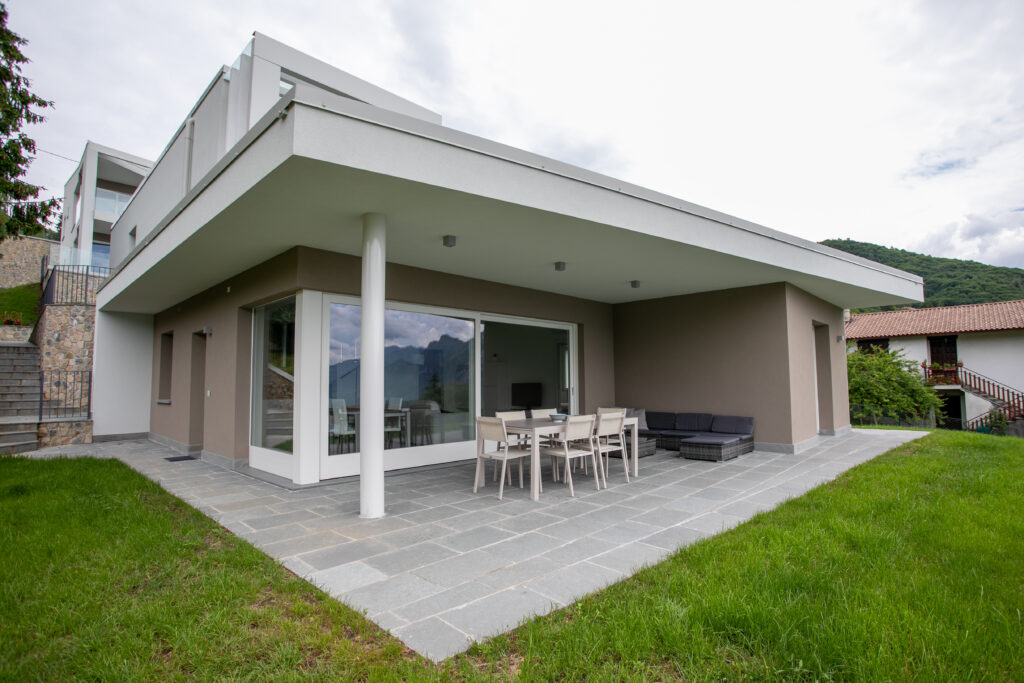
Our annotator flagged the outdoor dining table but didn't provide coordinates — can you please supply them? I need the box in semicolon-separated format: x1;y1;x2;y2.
500;416;640;501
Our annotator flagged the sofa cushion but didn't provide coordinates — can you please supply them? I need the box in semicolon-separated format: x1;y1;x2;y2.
686;433;750;445
711;415;754;435
674;412;713;431
626;407;648;431
645;411;676;430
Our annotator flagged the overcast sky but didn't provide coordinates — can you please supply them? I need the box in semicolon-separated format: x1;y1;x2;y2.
10;0;1024;267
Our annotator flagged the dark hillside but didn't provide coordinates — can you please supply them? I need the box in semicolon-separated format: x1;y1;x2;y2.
821;238;1024;310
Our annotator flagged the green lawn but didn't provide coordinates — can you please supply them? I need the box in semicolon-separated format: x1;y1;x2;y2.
3;430;1023;680
0;283;40;326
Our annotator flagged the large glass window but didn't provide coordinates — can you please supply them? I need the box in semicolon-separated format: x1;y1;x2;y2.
252;297;295;453
326;303;475;455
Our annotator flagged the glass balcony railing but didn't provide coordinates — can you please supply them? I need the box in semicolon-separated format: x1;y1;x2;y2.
94;188;132;218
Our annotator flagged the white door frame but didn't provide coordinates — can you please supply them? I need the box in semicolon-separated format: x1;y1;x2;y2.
313;294;579;481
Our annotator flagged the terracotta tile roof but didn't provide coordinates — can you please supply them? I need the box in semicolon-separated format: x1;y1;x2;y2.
846;299;1024;339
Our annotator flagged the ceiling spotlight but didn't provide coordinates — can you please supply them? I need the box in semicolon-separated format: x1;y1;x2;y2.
555;261;566;272
442;235;457;247
630;280;640;289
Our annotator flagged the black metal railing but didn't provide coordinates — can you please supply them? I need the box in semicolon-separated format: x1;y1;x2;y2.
39;370;92;421
41;265;110;306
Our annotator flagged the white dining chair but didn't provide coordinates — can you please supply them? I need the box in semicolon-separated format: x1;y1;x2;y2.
531;407;557;418
330;399;356;453
540;414;599;497
594;411;628;484
494;410;528;481
474;416;529;500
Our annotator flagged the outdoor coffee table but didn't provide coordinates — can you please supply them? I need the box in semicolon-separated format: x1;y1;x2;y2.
501;416;640;501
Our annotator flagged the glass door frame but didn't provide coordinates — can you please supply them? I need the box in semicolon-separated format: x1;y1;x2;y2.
317;293;579;481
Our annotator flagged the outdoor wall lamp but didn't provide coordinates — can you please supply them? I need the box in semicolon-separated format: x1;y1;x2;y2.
555;261;566;271
630;280;640;288
442;235;457;247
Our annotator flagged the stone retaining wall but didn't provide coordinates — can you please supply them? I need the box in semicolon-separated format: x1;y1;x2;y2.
0;235;56;288
31;304;95;372
0;326;32;342
38;419;92;447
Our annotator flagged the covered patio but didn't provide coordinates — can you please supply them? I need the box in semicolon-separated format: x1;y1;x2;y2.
32;427;926;660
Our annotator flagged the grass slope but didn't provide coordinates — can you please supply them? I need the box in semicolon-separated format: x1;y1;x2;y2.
0;283;40;326
3;430;1023;680
821;238;1024;309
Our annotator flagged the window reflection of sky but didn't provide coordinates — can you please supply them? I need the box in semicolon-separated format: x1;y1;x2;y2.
329;305;473;365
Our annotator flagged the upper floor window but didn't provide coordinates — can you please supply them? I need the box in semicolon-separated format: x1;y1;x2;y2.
95;188;132;218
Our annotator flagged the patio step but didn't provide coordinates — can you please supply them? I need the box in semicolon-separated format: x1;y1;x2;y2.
0;342;40;453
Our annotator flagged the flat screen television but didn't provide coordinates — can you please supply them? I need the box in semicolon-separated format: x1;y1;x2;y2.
510;382;542;408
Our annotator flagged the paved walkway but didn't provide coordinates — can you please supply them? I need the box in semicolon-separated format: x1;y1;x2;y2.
28;429;926;660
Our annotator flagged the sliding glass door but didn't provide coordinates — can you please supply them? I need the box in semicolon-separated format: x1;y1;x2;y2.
320;297;477;478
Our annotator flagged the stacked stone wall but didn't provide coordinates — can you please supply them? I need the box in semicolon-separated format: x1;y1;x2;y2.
0;326;32;342
38;420;93;447
31;304;95;372
0;236;55;288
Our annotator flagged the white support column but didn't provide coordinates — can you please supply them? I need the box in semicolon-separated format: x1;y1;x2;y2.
293;289;323;485
360;213;387;518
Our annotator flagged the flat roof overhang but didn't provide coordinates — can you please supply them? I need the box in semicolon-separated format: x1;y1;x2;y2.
98;90;923;314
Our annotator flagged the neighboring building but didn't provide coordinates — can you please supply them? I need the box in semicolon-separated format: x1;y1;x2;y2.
846;300;1024;429
88;34;924;515
58;141;152;269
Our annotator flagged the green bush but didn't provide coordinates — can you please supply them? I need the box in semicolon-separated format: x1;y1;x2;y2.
847;346;943;422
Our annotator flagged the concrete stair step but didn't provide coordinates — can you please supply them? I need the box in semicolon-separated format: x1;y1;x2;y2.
0;372;39;382
0;386;39;396
0;399;40;410
0;430;37;445
0;439;39;454
0;408;41;417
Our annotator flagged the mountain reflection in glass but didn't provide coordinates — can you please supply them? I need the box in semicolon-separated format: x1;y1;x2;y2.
327;304;475;455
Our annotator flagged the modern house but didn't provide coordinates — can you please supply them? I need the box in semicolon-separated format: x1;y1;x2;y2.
846;300;1024;430
58;141;152;270
89;33;924;517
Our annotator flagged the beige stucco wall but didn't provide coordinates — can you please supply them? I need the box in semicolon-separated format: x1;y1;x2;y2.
613;282;850;447
0;235;55;288
784;284;850;443
151;246;615;461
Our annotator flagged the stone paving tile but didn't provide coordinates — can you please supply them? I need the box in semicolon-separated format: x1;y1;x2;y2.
491;511;562;534
261;531;348;559
439;586;558;641
393;617;472;662
435;525;517;552
541;535;618;565
435;509;509;532
362;542;458;576
308;561;388;595
244;509;324;530
525;561;625;605
642;524;710;550
374;522;452;547
393;581;498;623
411;550;511;588
590;541;668;574
590;520;663;545
298;538;395;571
332;516;414;540
683;511;746;534
480;532;565;562
478;555;562;590
343;573;445;615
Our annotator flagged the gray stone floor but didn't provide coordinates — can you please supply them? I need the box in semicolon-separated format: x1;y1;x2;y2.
27;428;926;661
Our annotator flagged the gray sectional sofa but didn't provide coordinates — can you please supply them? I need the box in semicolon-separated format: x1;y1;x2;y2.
639;411;754;461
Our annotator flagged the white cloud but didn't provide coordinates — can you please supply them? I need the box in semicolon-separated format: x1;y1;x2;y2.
11;0;1024;267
